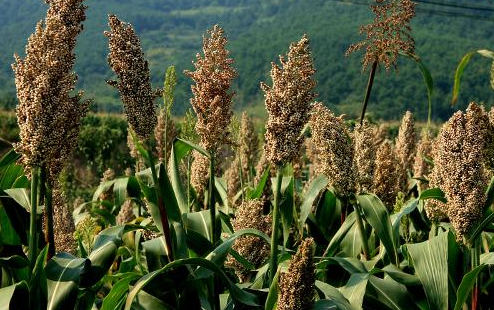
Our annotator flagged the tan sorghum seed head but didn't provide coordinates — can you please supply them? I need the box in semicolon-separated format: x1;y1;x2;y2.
277;238;315;310
484;106;494;170
105;15;158;140
99;167;115;202
116;200;135;225
310;103;356;198
12;0;89;180
430;103;489;241
262;34;317;166
413;129;434;181
52;188;77;255
191;151;210;205
374;123;389;147
372;140;400;210
305;137;321;181
225;156;241;206
395;111;416;191
155;107;177;164
239;111;259;176
353;120;377;193
184;25;237;153
225;199;272;282
346;0;416;71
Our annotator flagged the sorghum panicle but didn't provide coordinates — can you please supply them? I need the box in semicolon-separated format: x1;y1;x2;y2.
413;129;434;182
277;238;315;310
13;0;89;180
372;140;400;210
155;107;177;163
184;25;237;153
239;111;259;176
225;199;271;282
395;111;416;191
353;120;377;193
105;15;158;140
116;200;136;225
310;103;356;197
346;0;416;71
262;34;317;166
53;188;77;255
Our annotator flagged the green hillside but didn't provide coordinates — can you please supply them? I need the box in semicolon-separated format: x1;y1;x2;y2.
0;0;493;120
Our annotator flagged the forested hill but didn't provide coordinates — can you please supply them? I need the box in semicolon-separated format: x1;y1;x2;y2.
0;0;493;120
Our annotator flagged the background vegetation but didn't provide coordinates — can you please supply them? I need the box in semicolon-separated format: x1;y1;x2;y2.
0;0;493;119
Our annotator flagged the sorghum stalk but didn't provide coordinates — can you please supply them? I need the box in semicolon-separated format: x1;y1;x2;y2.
471;237;481;310
360;60;377;124
269;165;283;283
237;151;245;203
28;166;39;270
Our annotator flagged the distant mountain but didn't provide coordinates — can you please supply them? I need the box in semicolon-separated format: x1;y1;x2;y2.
0;0;493;120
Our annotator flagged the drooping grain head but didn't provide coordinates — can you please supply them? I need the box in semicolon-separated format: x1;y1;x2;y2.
105;15;158;140
184;25;237;153
225;199;271;282
52;188;77;255
429;102;489;241
98;167;115;202
353;120;377;193
310;103;356;198
13;0;89;180
372;140;400;210
395;111;416;191
305;137;321;181
262;34;317;166
277;238;315;310
347;0;416;71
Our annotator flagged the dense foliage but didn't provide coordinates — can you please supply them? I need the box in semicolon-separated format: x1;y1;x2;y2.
0;0;493;119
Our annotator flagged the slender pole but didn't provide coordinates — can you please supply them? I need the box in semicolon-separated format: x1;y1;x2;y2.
269;165;283;284
29;166;40;271
471;237;481;310
360;60;378;125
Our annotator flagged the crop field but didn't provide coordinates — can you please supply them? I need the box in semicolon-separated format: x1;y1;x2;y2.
0;0;494;310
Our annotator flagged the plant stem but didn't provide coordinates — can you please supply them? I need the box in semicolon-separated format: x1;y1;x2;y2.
187;156;191;212
269;165;283;284
45;181;55;259
360;60;378;125
208;153;217;245
29;166;39;271
353;202;370;261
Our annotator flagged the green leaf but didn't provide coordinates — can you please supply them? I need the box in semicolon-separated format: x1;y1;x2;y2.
280;176;294;247
92;180;116;203
381;265;421;286
46;253;90;310
248;166;269;199
314;300;338;310
124;257;259;310
113;177;130;208
0;149;20;170
0;281;29;310
340;273;368;309
132;290;174;310
0;255;28;269
467;211;494;244
315;280;355;310
419;188;446;203
407;231;450;310
170;142;188;214
484;176;494;211
299;175;329;234
4;188;32;213
368;276;418;310
0;204;21;245
453;265;485;310
163;65;177;110
452;51;475;105
175;138;209;158
357;194;398;264
323;212;356;257
391;198;418;244
101;274;141;310
400;52;433;117
184;210;212;241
